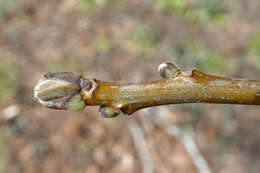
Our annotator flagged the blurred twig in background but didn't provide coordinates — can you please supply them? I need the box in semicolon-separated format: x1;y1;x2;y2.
128;121;155;173
151;107;212;173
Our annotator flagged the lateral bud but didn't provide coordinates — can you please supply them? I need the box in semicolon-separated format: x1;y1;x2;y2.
98;106;120;118
158;63;181;79
80;78;98;99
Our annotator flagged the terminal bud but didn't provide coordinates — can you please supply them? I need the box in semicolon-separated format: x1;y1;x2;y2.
33;72;86;110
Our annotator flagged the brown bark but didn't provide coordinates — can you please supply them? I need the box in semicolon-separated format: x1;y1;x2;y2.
33;63;260;116
81;70;260;114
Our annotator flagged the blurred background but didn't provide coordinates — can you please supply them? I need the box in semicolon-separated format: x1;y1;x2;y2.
0;0;260;172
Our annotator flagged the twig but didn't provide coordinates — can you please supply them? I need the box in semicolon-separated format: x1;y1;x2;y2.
33;63;260;116
128;121;155;173
152;107;212;173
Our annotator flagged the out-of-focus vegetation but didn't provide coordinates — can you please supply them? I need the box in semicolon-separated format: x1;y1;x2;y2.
79;0;124;15
0;60;18;104
79;0;103;16
130;24;162;57
0;0;260;172
168;41;239;73
0;0;19;19
249;32;260;69
155;0;227;24
91;36;118;60
0;135;9;173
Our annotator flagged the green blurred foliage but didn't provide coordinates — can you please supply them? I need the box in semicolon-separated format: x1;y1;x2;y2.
156;0;188;14
248;32;260;69
0;60;18;104
79;0;100;16
130;24;161;57
168;41;238;73
91;37;117;60
79;0;124;16
249;32;260;55
0;134;9;172
195;0;227;24
155;0;227;24
79;139;95;152
0;0;20;19
48;58;84;73
0;0;39;20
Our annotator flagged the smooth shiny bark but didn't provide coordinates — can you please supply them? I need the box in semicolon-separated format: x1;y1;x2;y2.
81;70;260;114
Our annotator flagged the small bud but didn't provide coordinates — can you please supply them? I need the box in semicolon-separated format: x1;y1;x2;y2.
80;78;92;90
67;94;86;111
99;106;119;118
158;63;181;79
80;78;98;99
33;72;86;110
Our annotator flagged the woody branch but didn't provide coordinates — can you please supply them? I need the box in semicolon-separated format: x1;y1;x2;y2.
33;63;260;117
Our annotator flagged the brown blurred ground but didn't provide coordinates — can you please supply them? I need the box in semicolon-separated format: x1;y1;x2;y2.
0;0;260;173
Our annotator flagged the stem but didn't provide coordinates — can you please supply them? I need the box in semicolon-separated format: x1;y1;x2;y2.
81;70;260;114
33;63;260;116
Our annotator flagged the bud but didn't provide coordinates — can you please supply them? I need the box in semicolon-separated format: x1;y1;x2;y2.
158;63;181;79
33;72;86;110
99;106;119;118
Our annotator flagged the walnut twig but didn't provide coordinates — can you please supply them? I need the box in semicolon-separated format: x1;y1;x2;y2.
33;63;260;117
